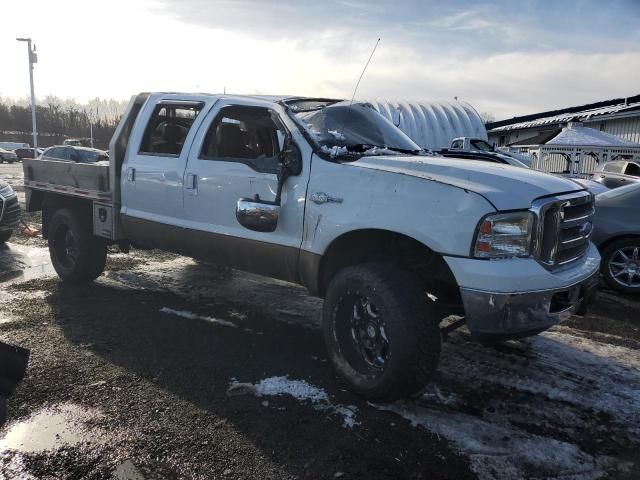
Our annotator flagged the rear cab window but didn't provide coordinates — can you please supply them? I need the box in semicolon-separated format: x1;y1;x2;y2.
139;101;204;156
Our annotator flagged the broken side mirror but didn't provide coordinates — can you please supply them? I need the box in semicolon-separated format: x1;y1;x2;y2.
236;197;280;233
279;139;302;177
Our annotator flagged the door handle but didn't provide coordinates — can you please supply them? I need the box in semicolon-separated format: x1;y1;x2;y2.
186;173;198;194
126;167;135;182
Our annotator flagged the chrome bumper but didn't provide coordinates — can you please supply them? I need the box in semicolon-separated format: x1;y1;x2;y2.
460;271;599;340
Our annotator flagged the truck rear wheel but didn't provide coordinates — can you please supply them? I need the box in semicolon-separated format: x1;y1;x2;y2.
323;263;441;401
0;230;12;244
48;208;107;283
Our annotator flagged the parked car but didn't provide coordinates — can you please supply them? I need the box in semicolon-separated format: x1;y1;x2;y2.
0;142;29;151
446;137;533;167
0;148;19;164
41;146;109;163
15;147;43;160
0;180;20;243
592;183;640;294
22;93;599;400
592;160;640;189
63;138;88;147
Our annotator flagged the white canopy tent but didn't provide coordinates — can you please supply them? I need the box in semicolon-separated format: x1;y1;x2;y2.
511;124;640;177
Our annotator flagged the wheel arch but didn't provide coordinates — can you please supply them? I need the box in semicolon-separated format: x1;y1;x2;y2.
308;228;462;306
41;194;93;239
597;234;640;255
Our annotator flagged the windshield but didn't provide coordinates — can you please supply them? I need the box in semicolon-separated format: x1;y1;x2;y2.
288;100;422;158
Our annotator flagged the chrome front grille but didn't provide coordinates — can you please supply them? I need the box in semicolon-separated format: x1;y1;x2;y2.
531;191;594;270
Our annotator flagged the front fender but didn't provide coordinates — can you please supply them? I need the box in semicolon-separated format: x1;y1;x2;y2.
302;156;496;257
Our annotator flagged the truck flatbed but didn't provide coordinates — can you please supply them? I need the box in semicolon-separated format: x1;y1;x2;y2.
22;158;112;202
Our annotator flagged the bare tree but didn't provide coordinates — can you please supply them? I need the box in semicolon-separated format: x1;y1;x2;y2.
479;111;496;124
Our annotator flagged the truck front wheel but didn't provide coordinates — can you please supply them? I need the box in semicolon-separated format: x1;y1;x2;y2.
48;208;107;283
323;263;441;401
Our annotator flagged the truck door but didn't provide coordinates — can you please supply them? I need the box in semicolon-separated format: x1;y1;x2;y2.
120;99;206;226
182;101;310;282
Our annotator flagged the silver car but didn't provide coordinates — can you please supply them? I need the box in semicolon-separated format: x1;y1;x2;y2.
592;183;640;294
592;160;640;189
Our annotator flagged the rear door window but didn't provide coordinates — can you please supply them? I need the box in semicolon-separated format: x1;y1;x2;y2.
139;102;204;156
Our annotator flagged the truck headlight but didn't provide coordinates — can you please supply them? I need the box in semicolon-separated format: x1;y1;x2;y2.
473;211;534;258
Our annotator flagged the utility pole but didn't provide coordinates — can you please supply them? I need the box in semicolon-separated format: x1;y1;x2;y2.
16;37;38;150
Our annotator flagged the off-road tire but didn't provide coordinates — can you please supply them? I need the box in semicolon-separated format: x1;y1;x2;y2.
0;230;12;244
323;263;441;401
48;207;107;283
600;237;640;295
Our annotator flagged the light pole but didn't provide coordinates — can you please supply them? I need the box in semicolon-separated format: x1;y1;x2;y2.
16;37;38;150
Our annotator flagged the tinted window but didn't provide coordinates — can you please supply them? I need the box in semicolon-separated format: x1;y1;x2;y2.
139;102;204;156
200;106;285;173
76;150;100;162
624;162;640;177
603;162;624;173
470;139;493;152
47;147;65;159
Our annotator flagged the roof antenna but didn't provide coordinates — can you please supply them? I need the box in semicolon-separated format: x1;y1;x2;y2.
340;38;381;135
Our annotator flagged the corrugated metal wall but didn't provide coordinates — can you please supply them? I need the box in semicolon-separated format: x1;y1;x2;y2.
599;117;640;144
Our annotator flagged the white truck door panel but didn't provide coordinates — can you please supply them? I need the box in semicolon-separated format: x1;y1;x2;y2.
120;96;212;225
182;100;311;274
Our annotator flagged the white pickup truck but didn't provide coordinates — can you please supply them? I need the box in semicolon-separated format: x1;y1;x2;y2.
22;93;600;400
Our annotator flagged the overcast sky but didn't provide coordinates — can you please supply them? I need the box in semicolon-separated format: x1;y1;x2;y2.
2;0;639;119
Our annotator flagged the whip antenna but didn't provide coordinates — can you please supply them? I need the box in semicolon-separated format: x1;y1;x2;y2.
341;37;380;135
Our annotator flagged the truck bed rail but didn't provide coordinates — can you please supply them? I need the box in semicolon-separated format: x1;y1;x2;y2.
22;158;112;201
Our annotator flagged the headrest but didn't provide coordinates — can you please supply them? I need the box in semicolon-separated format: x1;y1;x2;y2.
163;124;183;143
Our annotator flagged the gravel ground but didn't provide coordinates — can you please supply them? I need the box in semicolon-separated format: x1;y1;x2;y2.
1;163;640;479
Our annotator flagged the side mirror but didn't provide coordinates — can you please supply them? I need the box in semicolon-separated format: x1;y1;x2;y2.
280;140;302;177
236;198;280;233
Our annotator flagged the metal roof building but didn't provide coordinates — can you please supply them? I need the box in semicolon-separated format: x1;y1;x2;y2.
487;94;640;147
367;100;487;150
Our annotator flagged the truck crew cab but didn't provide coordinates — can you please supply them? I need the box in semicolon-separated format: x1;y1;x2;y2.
23;93;599;400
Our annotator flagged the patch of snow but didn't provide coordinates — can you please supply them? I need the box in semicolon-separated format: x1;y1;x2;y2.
159;307;238;328
373;401;613;480
321;145;349;157
362;146;398;156
254;376;328;402
228;376;360;428
327;130;346;141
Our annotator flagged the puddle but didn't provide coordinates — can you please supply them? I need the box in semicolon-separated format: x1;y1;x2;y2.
0;244;55;284
0;404;105;453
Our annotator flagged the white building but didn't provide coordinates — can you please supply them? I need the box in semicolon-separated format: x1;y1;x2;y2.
487;94;640;148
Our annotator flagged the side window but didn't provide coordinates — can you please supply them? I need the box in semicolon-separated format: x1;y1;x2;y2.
68;148;81;162
47;148;62;159
604;162;623;173
199;106;285;174
625;162;640;177
451;140;463;149
139;102;204;156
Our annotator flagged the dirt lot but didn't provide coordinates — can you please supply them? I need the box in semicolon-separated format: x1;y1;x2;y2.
1;163;640;479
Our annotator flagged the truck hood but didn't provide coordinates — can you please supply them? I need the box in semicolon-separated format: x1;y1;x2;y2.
351;155;585;210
